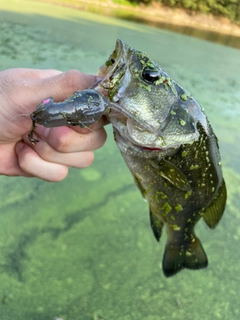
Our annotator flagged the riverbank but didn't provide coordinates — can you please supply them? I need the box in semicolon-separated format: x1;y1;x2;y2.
35;0;240;38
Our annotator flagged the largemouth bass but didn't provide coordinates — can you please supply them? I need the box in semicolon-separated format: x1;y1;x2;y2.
98;39;227;277
29;39;227;277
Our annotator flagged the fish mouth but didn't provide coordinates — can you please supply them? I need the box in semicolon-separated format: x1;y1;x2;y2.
96;39;156;134
95;39;199;151
98;39;127;85
108;111;167;152
113;126;175;156
109;108;198;152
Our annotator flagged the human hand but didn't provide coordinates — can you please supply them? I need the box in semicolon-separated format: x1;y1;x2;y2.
0;68;107;181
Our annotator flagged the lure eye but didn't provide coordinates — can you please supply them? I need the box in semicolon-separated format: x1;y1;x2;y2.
142;67;161;83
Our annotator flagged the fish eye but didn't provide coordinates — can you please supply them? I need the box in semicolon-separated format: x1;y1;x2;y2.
142;67;161;83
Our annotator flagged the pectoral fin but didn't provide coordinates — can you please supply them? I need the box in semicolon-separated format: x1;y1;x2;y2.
203;179;227;229
133;175;146;198
157;159;191;192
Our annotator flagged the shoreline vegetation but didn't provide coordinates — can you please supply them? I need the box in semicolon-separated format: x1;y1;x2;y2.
36;0;240;39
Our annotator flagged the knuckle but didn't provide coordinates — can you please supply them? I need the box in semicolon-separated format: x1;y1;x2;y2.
50;166;69;182
61;69;96;93
18;152;29;172
61;70;84;92
92;129;107;150
80;152;94;168
53;133;72;152
98;129;107;148
0;69;32;109
47;127;73;153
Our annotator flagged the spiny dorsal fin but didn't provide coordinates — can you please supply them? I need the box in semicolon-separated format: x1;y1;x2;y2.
203;179;227;229
157;159;191;192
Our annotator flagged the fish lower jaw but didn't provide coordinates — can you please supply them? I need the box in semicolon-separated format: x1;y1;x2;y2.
127;135;176;152
113;124;178;154
125;136;174;154
141;146;163;151
136;143;178;154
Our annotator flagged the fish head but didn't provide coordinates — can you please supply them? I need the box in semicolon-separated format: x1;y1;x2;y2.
97;39;206;152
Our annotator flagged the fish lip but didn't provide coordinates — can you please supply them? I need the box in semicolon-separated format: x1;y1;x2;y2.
122;135;179;156
141;146;163;151
114;38;126;61
97;39;156;133
98;39;127;87
129;139;167;153
128;138;163;152
125;137;163;153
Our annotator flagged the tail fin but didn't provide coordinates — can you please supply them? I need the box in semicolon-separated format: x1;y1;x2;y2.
162;237;208;277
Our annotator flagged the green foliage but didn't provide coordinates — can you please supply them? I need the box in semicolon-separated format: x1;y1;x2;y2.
125;0;240;22
128;0;152;4
113;0;135;5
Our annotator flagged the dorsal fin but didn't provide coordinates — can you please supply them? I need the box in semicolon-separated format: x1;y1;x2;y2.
203;179;227;229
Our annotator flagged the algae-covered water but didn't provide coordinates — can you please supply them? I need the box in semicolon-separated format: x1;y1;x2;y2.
0;1;240;319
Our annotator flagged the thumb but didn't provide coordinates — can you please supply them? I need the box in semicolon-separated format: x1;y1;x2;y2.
35;69;97;103
8;69;97;115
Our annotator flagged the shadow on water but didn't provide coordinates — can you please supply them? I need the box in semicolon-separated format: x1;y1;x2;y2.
31;0;240;49
119;14;240;50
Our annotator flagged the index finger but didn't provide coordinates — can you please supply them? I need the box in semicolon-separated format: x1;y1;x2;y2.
71;116;110;134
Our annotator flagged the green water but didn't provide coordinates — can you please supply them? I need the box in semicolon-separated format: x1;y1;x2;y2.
0;1;240;319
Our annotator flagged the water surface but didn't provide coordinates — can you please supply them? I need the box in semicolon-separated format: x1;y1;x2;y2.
0;1;240;319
